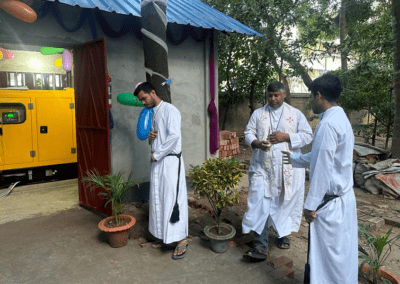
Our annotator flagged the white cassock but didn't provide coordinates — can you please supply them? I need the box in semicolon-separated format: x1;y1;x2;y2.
149;101;188;244
242;102;312;237
291;106;358;284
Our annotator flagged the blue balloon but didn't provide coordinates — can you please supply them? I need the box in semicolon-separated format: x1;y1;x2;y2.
137;108;153;140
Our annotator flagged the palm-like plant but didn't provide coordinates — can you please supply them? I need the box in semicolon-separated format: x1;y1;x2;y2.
83;170;139;226
358;223;400;284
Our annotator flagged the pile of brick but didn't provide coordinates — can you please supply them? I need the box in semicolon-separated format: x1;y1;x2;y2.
219;131;240;158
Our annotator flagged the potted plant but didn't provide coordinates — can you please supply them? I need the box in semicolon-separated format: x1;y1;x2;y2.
358;223;400;284
188;157;244;253
83;169;139;248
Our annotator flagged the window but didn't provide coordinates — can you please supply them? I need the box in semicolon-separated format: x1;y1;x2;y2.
35;73;42;88
49;74;53;88
9;73;15;86
16;73;25;86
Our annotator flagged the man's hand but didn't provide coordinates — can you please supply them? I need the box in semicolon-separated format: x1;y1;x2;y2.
270;131;289;144
259;140;271;152
251;139;271;152
304;209;317;223
151;153;157;162
281;151;291;164
148;130;158;141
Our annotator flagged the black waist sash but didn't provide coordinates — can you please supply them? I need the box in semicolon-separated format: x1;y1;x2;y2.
166;152;182;223
316;194;340;211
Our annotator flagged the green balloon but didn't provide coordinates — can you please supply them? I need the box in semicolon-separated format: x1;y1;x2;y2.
40;47;65;55
117;93;144;107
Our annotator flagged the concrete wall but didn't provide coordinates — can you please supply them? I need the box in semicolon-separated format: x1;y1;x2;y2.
0;3;217;183
219;93;367;133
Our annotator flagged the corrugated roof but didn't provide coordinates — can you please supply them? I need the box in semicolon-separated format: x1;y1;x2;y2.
46;0;263;36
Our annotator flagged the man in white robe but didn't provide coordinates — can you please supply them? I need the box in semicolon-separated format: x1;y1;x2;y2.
283;73;358;283
242;81;312;261
134;82;188;260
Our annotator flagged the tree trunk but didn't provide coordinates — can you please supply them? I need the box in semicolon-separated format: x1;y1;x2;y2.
221;95;232;130
372;118;378;146
280;73;291;105
385;122;391;150
340;0;348;70
249;79;256;115
391;0;400;157
141;0;171;102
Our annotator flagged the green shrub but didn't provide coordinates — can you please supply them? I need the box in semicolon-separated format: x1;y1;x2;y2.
188;157;245;233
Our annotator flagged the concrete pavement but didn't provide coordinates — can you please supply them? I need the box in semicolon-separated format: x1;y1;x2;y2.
0;206;298;284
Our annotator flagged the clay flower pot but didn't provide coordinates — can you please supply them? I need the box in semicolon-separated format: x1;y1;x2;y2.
359;265;400;284
98;214;136;248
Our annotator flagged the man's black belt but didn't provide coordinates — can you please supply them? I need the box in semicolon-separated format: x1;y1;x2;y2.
316;194;340;211
166;152;182;223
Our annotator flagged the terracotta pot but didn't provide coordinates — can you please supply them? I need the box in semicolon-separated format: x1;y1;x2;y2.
98;214;136;248
359;265;400;284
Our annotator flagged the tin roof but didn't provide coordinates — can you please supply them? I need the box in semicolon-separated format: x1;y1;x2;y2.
46;0;263;36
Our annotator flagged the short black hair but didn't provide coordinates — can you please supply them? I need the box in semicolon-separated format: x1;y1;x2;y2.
134;82;157;96
267;81;285;93
309;73;343;103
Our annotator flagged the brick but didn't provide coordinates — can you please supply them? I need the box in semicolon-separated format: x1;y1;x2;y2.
203;205;212;213
368;217;385;229
189;200;198;209
358;215;371;222
385;217;400;228
359;221;376;232
274;256;293;269
377;204;389;209
228;240;237;247
269;266;294;280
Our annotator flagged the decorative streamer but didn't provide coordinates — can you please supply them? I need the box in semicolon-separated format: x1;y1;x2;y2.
141;0;171;103
207;36;219;154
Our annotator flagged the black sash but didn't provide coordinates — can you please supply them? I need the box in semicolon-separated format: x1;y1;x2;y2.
316;194;340;211
304;193;340;284
166;152;182;223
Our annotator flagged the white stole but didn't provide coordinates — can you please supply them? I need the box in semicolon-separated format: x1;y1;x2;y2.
259;102;297;200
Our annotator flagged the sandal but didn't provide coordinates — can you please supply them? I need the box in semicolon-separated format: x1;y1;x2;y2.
242;247;268;262
172;240;188;260
277;236;290;249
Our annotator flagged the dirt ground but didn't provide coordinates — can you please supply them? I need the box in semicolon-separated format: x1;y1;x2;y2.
122;139;400;280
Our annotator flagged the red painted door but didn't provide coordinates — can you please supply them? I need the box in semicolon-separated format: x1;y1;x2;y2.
73;38;111;215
